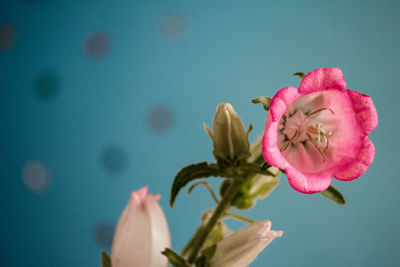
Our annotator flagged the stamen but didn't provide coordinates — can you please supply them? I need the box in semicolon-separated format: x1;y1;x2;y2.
280;129;300;152
323;137;329;153
307;133;326;162
304;107;335;121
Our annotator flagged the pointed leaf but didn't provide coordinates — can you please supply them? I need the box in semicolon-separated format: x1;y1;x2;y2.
203;122;213;139
252;96;272;110
101;251;111;267
162;248;190;267
320;185;346;205
293;72;305;78
246;123;253;137
170;162;222;207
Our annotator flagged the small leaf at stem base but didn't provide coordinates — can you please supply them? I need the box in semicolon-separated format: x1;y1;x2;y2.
320;185;346;205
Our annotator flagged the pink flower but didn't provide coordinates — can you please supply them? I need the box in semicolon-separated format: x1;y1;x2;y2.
111;186;171;267
262;68;378;194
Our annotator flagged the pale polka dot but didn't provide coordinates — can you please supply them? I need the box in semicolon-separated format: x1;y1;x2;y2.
147;105;174;132
84;32;110;59
94;222;114;247
160;14;186;38
34;70;61;101
0;24;16;50
101;145;128;174
22;160;51;194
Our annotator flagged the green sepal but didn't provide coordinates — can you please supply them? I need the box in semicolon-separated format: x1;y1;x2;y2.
203;122;213;139
170;162;223;207
320;185;346;205
252;96;272;110
219;180;231;197
194;244;217;267
233;166;280;210
246;123;253;137
162;248;190;267
203;221;229;248
293;72;306;78
101;251;111;267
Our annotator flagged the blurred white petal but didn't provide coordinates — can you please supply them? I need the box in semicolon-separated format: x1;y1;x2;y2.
111;186;171;267
210;220;283;267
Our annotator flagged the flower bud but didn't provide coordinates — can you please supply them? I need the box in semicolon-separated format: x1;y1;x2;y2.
209;220;283;267
111;186;171;267
210;103;250;163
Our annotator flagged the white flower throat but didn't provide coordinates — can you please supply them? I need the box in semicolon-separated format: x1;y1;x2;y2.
278;107;335;162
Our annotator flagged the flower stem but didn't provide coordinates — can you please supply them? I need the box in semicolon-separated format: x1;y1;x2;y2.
225;212;255;224
187;179;243;263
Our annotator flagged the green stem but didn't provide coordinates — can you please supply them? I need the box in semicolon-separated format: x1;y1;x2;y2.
187;179;243;263
225;212;255;224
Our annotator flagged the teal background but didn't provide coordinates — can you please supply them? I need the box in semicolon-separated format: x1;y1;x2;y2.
0;1;398;266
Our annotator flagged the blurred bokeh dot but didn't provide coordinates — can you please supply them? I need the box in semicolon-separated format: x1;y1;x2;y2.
94;222;114;248
22;160;51;194
84;32;110;59
160;14;186;38
147;106;174;132
34;70;61;101
101;145;128;174
0;24;16;50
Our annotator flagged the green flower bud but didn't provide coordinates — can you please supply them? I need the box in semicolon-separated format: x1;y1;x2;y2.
205;103;250;163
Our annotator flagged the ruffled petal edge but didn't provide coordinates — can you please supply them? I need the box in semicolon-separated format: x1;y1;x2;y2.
332;137;375;181
298;68;347;94
286;167;332;194
346;90;378;136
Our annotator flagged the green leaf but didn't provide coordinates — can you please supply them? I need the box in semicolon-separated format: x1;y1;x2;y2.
162;248;190;267
320;185;346;205
101;251;111;267
170;162;223;207
293;72;306;78
252;96;272;110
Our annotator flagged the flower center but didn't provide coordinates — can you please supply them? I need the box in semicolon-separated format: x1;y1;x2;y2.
278;107;335;162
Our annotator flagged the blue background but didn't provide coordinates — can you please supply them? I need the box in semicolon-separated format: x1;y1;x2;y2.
1;0;399;266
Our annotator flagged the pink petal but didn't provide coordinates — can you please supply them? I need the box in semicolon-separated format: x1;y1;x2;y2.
268;87;300;122
332;137;375;181
285;167;332;194
346;90;378;135
298;68;347;94
262;87;300;169
262;115;289;170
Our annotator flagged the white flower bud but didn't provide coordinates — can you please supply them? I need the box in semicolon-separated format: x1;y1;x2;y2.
209;220;283;267
111;186;171;267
